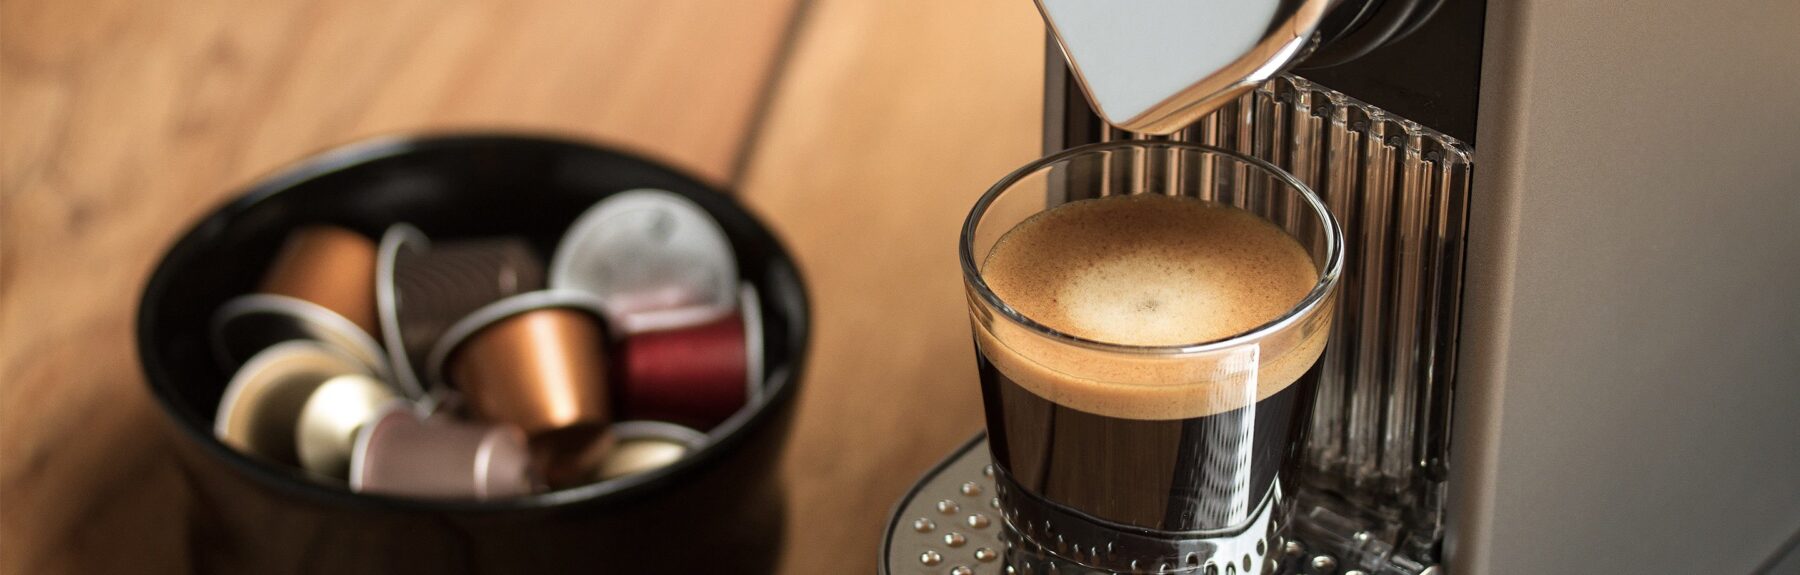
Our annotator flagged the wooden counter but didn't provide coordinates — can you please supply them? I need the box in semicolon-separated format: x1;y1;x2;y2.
0;0;1044;572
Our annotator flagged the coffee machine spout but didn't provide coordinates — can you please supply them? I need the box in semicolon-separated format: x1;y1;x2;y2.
1031;0;1341;134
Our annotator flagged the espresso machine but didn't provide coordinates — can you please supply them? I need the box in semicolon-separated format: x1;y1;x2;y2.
884;1;1800;573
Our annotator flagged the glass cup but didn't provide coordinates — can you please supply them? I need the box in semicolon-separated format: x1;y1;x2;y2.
961;141;1343;573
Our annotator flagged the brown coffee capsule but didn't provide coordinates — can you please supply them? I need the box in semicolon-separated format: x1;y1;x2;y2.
549;189;739;334
295;374;401;480
349;406;535;500
260;225;380;336
212;294;389;377
427;290;615;485
376;224;544;398
617;284;765;430
594;421;709;481
215;341;373;467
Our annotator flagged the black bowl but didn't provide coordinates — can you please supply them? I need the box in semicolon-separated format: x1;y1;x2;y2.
137;134;809;574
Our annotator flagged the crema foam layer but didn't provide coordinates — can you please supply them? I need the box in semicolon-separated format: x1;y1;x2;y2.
977;194;1329;420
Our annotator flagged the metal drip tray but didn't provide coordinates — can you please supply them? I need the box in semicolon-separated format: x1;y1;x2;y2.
881;435;1441;575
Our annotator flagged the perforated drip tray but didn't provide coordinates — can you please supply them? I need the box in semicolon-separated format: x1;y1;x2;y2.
880;434;1441;575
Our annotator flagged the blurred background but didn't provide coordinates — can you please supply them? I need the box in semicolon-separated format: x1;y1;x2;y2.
0;1;1047;571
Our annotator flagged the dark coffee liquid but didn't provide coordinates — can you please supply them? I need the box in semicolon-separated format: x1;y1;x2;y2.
980;353;1319;531
973;194;1328;533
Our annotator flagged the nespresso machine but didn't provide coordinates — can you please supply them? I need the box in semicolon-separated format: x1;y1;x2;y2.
884;1;1800;573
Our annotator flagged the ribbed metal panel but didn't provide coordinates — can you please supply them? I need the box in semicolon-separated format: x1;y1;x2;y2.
1089;75;1475;567
1239;76;1472;563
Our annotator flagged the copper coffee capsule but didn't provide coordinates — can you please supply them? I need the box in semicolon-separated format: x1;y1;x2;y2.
617;284;765;430
594;421;709;481
350;406;535;500
376;224;544;398
549;189;739;334
260;225;380;336
215;341;374;467
295;374;401;480
427;290;615;485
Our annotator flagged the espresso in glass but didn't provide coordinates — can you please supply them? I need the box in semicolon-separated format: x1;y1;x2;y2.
962;142;1340;572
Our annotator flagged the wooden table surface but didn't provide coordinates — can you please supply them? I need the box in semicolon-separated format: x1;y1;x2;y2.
0;0;1044;572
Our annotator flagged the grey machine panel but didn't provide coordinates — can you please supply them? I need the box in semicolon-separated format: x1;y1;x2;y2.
1452;1;1800;573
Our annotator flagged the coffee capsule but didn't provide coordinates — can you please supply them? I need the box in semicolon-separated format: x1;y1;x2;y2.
595;421;709;481
259;225;380;336
617;284;765;430
550;189;738;334
376;224;544;398
741;283;766;407
215;341;373;467
295;374;401;480
349;406;535;500
212;294;389;377
427;290;615;483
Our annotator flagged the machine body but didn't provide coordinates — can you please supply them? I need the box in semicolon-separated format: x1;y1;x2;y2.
1038;1;1800;573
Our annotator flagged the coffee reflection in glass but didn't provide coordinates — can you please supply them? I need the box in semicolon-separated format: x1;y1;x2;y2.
961;142;1342;572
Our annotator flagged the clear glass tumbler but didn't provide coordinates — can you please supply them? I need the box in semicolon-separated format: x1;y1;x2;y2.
961;141;1343;574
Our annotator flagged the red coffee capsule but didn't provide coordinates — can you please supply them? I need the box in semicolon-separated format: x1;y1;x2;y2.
617;285;764;430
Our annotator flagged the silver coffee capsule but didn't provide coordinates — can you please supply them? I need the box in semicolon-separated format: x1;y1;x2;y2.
213;293;389;378
375;224;431;398
350;405;536;500
295;373;402;480
376;224;544;398
595;421;709;481
739;282;767;409
550;189;738;334
215;341;374;467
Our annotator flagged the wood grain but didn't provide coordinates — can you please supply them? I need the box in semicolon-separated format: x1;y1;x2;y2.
735;0;1045;572
3;0;1051;571
0;1;798;573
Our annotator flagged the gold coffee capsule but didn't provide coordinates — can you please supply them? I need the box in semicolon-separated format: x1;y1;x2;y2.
295;374;401;480
595;421;709;481
215;341;372;466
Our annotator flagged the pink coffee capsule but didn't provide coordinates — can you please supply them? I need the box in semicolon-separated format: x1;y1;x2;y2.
350;406;536;500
